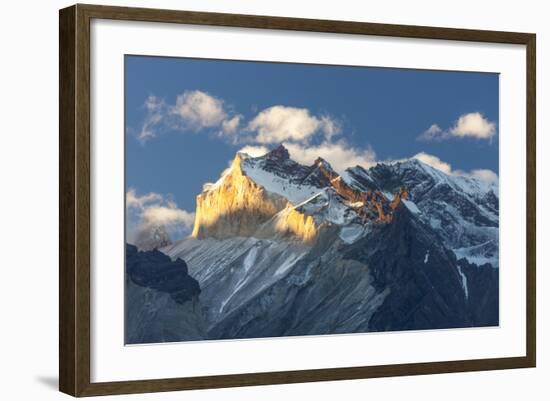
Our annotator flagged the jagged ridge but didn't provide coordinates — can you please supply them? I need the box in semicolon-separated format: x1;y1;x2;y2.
191;145;410;243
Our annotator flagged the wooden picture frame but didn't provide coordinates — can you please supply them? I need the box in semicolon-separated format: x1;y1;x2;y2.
59;3;536;397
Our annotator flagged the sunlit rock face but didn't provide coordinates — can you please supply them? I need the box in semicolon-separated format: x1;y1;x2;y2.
274;206;317;242
191;147;409;243
191;154;288;239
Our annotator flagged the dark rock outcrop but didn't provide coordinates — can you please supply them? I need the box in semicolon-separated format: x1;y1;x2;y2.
126;244;200;304
125;244;206;344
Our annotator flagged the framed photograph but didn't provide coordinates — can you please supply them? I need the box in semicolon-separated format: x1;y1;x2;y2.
59;4;536;397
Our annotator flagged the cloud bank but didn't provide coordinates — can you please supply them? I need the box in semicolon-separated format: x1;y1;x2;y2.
238;145;270;158
450;112;496;139
172;90;227;129
412;152;453;174
411;152;498;185
138;96;167;142
137;92;339;145
135;90;496;186
126;189;195;243
466;169;499;184
418;112;496;141
137;90;242;142
221;115;242;135
248;106;339;144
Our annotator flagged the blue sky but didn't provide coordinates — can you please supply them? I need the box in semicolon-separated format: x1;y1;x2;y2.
125;55;498;241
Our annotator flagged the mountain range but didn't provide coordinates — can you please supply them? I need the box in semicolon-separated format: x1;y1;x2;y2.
126;144;499;344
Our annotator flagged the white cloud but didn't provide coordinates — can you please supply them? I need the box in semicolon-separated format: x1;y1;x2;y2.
137;90;244;142
417;123;444;141
136;94;496;187
450;112;496;139
412;152;452;175
465;169;499;185
248;106;339;144
284;141;377;173
221;115;242;135
138;96;167;143
172;90;227;129
319;115;340;140
238;145;270;157
141;203;195;227
418;112;496;141
145;95;162;113
409;152;498;185
126;189;163;209
136;93;341;144
126;189;195;243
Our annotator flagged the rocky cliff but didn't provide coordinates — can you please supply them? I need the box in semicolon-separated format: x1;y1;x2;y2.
191;153;288;239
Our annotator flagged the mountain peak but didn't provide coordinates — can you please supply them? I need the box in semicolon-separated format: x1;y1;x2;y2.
231;152;251;176
312;157;338;181
396;158;424;169
266;144;290;160
313;157;329;167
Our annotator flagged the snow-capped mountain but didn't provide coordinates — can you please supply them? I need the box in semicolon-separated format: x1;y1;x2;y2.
137;145;500;343
344;158;499;267
191;145;410;244
190;145;498;267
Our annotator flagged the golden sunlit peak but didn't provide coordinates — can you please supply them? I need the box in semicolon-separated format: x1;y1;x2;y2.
231;153;244;170
276;207;317;243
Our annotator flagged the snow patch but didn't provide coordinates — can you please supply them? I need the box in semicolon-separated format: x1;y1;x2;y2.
242;160;320;204
382;191;393;201
429;218;441;229
456;265;469;299
296;189;358;226
403;199;421;214
339;224;365;244
242;245;258;273
453;240;498;268
275;252;306;276
454;253;497;268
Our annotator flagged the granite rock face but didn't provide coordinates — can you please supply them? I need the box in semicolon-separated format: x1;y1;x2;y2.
191;154;288;239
